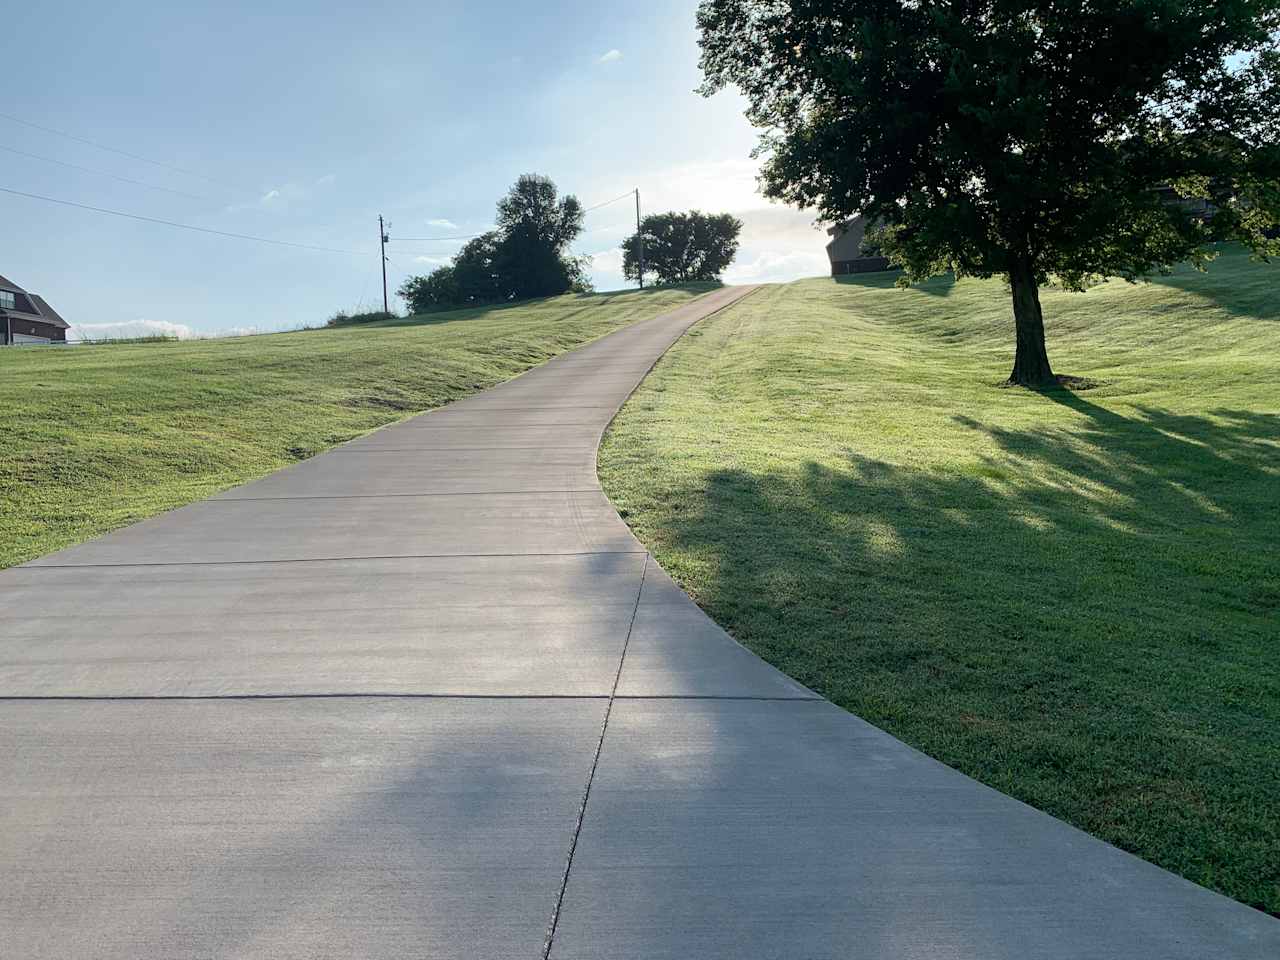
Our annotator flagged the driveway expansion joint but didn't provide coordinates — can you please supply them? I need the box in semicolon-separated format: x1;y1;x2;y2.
541;553;649;960
0;693;616;702
328;445;597;452
0;693;829;703
214;489;604;502
24;549;649;569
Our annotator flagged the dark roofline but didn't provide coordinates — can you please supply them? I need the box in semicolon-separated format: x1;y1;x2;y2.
27;294;69;329
827;215;866;237
0;274;70;328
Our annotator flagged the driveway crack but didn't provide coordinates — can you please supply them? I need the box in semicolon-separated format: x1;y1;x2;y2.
540;552;648;959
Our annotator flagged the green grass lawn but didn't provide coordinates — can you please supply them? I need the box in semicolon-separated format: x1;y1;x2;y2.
599;245;1280;914
0;285;713;569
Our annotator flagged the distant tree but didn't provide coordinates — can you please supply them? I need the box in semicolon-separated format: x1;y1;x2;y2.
398;268;458;314
397;175;590;312
493;174;589;299
397;232;508;313
450;232;506;304
622;211;743;283
698;1;1280;385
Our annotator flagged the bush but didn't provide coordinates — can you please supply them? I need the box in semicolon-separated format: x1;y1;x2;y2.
326;309;397;328
400;265;468;314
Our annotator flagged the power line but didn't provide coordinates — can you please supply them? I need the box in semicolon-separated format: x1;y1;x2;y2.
0;186;365;255
582;220;634;236
389;232;486;243
387;191;638;245
0;176;643;268
0;143;209;201
582;190;635;213
392;222;631;256
0;110;246;192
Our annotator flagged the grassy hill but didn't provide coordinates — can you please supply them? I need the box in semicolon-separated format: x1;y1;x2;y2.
0;285;712;569
599;245;1280;914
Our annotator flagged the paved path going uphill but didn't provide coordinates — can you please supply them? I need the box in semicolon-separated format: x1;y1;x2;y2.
1;285;1275;958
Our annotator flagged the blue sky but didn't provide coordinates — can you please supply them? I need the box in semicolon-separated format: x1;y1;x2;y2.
2;0;827;338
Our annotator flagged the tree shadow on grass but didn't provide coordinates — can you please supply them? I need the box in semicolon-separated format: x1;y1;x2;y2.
833;271;902;289
652;399;1280;913
1144;246;1280;320
834;271;957;296
833;271;957;297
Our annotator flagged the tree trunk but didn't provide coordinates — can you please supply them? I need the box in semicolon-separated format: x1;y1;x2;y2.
1008;261;1055;386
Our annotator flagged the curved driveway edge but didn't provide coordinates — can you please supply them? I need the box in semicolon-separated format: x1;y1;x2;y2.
1;285;1276;958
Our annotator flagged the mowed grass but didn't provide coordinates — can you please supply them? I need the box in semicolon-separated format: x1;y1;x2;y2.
0;285;713;569
599;245;1280;914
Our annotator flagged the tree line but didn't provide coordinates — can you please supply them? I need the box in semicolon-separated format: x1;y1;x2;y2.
398;174;743;314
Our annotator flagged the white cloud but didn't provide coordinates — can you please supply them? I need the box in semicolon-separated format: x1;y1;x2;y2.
425;218;458;229
580;220;633;242
597;49;623;64
413;255;451;265
588;248;625;272
315;174;337;186
581;158;802;223
724;207;830;283
68;319;197;341
222;184;297;214
724;249;829;284
587;158;762;214
582;185;830;289
67;319;263;342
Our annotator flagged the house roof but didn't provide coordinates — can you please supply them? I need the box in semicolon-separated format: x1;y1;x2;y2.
827;215;865;237
0;273;69;328
28;294;69;329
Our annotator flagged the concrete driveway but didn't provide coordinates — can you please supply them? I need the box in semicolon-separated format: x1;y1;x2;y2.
1;285;1276;958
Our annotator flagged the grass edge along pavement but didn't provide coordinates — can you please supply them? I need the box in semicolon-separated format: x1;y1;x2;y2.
0;284;716;570
598;246;1280;916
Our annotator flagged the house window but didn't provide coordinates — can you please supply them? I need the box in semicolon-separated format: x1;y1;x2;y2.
0;291;15;310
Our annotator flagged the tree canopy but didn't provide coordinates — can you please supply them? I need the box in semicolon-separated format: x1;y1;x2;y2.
494;174;589;300
698;0;1280;384
398;174;590;313
622;211;743;283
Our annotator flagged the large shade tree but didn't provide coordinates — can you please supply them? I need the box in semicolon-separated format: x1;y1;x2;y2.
698;1;1280;385
622;211;744;283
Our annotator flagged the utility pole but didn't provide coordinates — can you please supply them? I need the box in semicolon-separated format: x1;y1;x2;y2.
378;215;390;313
634;188;645;289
